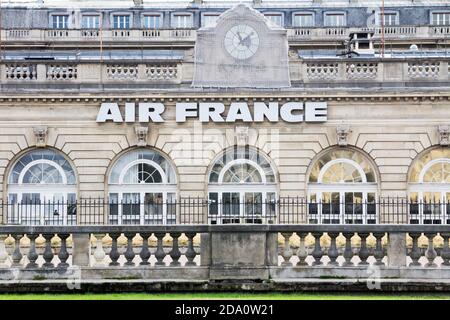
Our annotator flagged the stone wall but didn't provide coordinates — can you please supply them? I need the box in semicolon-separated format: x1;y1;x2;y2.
0;95;447;211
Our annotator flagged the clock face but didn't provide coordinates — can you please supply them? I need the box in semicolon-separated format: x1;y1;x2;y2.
224;24;260;60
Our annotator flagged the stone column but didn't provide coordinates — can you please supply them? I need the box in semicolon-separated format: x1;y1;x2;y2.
387;232;406;267
266;232;279;267
72;233;91;267
200;233;211;267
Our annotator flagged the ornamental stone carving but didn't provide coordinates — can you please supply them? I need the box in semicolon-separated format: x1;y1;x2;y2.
438;125;449;146
235;126;249;146
336;125;351;146
33;126;48;147
135;126;149;147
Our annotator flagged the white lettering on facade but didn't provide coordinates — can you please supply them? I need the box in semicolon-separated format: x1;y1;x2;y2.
97;101;328;123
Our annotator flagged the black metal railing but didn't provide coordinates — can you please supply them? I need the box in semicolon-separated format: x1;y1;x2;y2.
0;197;449;226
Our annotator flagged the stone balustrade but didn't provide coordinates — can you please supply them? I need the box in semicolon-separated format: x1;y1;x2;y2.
0;225;449;286
1;26;448;45
1;59;449;88
1;28;197;43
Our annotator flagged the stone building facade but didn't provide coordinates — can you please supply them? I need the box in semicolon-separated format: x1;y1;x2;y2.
0;0;449;225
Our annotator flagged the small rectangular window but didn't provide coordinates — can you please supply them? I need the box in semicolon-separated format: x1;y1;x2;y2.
379;12;398;26
52;15;69;29
172;14;193;28
293;13;314;27
143;14;162;29
264;13;283;27
432;12;450;25
201;14;219;27
82;15;100;29
324;13;346;27
113;15;130;29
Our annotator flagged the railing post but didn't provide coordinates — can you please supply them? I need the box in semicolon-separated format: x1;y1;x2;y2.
72;233;91;267
266;231;278;267
387;232;407;267
200;232;211;267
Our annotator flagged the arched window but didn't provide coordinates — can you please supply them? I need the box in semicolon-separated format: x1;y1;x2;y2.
108;149;177;225
408;148;450;224
208;146;277;224
7;149;77;225
308;149;378;224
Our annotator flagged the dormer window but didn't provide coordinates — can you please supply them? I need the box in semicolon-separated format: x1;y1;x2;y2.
293;12;314;27
143;14;162;29
201;13;220;27
82;15;100;29
324;12;346;27
171;13;193;29
378;12;399;26
52;15;69;29
113;14;131;29
264;13;283;27
431;11;450;25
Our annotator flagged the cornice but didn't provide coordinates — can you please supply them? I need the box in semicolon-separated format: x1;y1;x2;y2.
0;92;450;103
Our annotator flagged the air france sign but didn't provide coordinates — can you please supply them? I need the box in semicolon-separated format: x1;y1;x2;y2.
96;101;327;123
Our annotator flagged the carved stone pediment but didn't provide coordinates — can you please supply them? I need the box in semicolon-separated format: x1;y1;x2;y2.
192;4;290;88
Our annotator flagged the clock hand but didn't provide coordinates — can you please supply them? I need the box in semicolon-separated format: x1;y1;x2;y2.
240;32;254;48
237;32;243;42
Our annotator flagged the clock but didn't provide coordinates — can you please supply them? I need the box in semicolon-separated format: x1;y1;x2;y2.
224;24;260;60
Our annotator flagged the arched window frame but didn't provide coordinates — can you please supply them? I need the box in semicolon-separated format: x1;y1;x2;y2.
118;159;168;185
207;147;278;224
7;149;77;225
307;150;378;225
218;159;266;184
408;153;450;224
107;149;177;225
17;159;67;185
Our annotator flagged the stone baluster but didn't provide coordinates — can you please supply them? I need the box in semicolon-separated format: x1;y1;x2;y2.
169;233;182;266
0;235;9;267
281;233;293;267
311;232;323;266
425;233;437;267
373;233;385;266
358;233;370;266
296;232;309;266
327;233;339;266
185;233;197;266
139;233;152;266
154;233;166;266
11;234;23;267
408;233;422;267
57;234;70;269
109;233;121;266
93;234;106;267
343;232;354;266
124;233;136;266
42;234;55;268
441;233;450;267
26;234;39;269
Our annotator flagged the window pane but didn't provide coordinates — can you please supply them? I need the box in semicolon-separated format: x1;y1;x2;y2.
202;14;219;27
265;14;283;26
82;15;99;28
144;15;161;29
325;13;345;27
114;15;130;29
173;14;192;28
293;13;314;27
52;15;69;29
